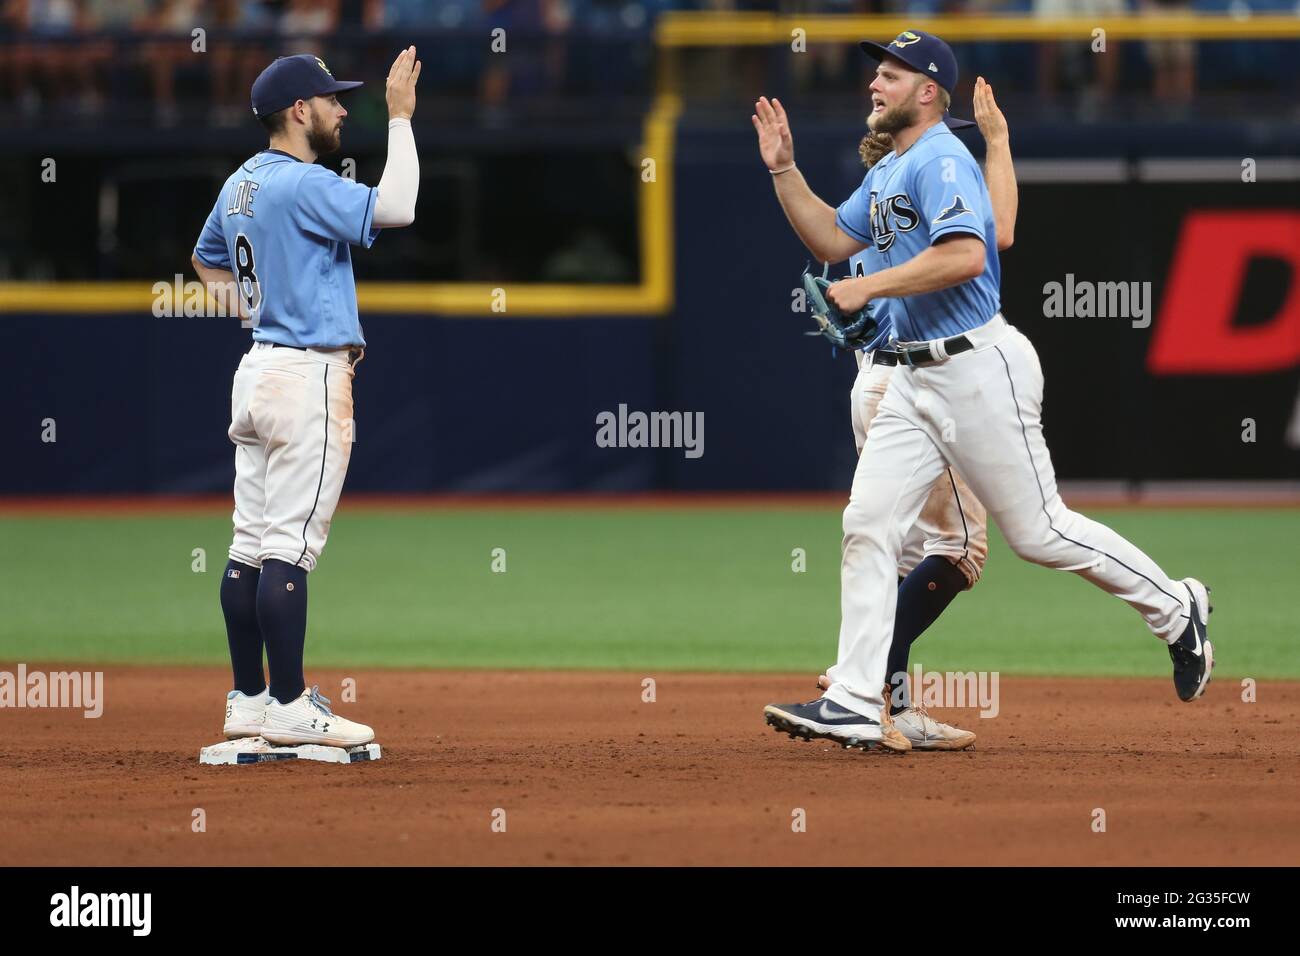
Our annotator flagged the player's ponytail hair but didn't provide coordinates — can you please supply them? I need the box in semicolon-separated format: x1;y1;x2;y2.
859;131;893;169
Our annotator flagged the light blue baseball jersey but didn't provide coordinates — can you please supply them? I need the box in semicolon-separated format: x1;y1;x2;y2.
846;250;894;349
836;122;999;342
193;149;379;348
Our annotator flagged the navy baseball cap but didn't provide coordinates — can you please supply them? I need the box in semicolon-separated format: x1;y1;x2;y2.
860;30;975;131
251;54;363;117
860;30;958;94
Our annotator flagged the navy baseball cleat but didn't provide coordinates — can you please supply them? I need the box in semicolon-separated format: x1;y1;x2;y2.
1169;578;1214;702
764;697;910;753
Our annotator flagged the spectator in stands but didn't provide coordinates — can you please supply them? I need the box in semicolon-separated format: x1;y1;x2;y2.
138;0;205;126
1034;0;1125;115
1140;0;1196;108
480;0;567;122
208;0;274;126
80;2;151;115
3;0;99;117
784;1;875;92
277;0;339;53
338;0;385;29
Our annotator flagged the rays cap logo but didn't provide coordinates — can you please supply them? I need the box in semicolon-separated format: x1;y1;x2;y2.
859;29;975;131
251;53;364;117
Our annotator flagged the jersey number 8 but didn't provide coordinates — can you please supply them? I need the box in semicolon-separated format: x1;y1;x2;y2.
234;233;262;320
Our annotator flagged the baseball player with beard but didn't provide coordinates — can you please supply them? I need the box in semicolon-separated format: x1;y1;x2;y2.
756;31;1213;753
191;48;422;748
804;77;1018;752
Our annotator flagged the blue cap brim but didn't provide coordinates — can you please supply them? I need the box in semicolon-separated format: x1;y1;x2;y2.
321;80;364;95
859;41;895;63
944;116;977;132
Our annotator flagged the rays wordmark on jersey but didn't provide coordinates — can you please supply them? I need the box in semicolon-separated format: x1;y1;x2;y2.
869;190;920;252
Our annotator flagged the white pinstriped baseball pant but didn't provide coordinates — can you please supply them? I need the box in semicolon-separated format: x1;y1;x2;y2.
851;358;988;589
227;342;358;574
823;315;1191;719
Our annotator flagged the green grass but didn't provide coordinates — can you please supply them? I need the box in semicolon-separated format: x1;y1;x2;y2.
0;506;1294;678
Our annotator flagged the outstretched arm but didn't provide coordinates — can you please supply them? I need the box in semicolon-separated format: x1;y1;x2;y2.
974;77;1017;251
373;46;422;228
752;96;866;264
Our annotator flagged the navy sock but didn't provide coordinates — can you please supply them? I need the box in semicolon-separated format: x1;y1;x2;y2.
886;556;968;715
220;560;266;696
257;559;308;705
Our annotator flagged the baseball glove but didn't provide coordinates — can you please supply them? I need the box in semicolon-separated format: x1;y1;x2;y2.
801;263;888;352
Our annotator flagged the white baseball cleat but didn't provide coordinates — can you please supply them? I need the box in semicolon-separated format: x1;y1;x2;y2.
891;705;976;751
223;687;271;739
261;685;375;748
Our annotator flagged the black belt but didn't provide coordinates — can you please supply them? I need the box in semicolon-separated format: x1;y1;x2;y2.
271;342;363;366
873;334;973;367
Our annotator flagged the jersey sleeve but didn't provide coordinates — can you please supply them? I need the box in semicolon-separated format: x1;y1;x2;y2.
834;173;873;246
911;152;987;245
193;196;231;269
291;165;380;248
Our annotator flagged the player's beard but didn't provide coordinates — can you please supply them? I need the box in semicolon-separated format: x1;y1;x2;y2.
307;110;342;156
868;98;920;136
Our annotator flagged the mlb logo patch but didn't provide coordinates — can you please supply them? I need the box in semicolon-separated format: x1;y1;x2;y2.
227;569;240;579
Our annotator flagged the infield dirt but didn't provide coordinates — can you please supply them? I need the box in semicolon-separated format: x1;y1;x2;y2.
1;667;1294;866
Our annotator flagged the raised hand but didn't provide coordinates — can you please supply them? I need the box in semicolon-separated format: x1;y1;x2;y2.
751;96;795;171
386;45;421;121
973;77;1008;147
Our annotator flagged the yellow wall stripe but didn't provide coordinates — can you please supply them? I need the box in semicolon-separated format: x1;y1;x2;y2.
657;13;1300;45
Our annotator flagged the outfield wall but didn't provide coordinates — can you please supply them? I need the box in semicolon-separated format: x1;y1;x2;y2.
6;128;1298;494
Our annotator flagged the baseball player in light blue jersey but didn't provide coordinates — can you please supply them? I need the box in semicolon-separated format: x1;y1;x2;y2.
191;48;422;749
758;31;1213;753
807;84;1018;752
